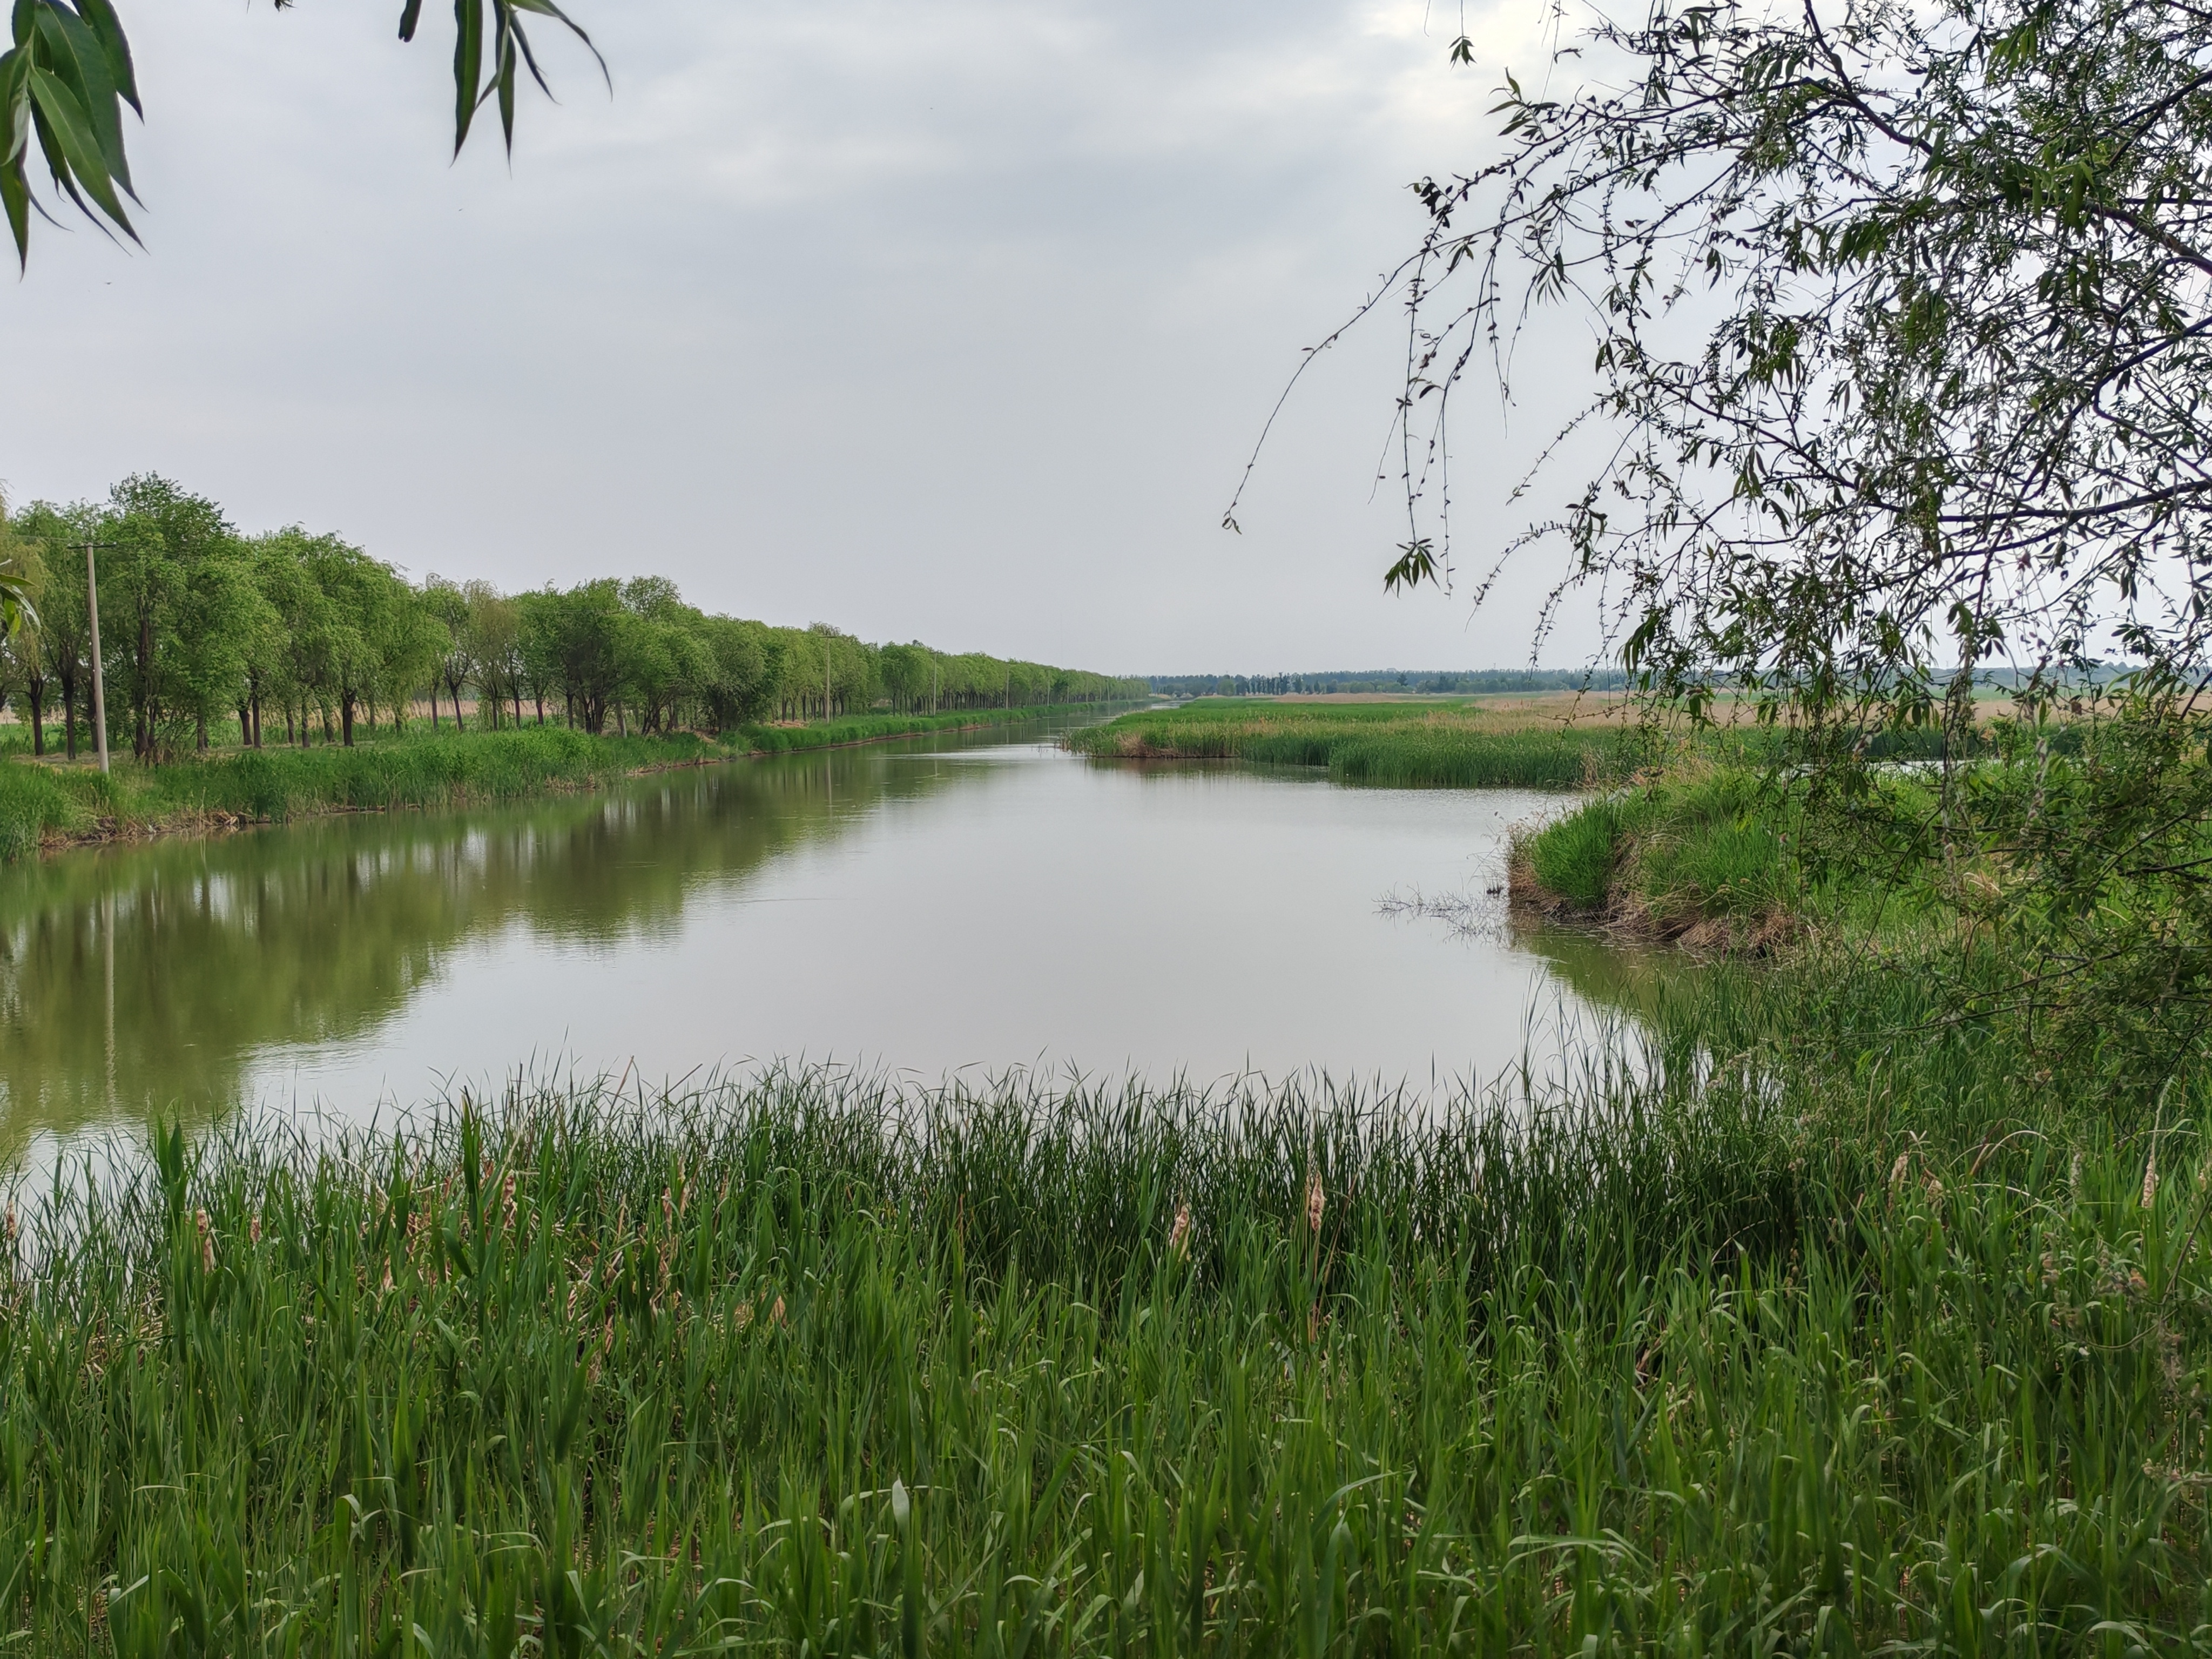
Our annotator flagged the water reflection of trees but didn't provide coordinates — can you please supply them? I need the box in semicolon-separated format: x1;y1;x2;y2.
0;743;980;1148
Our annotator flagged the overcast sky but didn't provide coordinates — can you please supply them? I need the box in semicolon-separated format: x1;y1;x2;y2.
0;0;1605;677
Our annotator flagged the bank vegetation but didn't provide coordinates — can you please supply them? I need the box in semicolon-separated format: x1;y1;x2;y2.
2;968;2207;1653
0;480;1143;764
1067;699;1636;789
0;707;1096;864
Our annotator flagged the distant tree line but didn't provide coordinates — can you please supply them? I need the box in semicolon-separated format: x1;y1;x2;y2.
0;477;1144;760
1149;669;1631;699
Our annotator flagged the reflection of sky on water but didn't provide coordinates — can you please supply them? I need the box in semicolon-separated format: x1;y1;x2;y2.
3;724;1653;1171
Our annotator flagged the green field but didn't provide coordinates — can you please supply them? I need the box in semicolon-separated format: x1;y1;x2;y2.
1066;699;1636;788
0;706;1109;864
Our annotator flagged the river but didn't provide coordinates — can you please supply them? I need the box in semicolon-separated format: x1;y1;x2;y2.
0;716;1647;1162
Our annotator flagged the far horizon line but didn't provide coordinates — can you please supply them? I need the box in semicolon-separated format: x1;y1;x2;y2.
1138;667;1624;685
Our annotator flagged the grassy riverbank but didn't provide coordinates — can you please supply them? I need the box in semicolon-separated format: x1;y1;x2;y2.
1067;698;1636;788
0;706;1108;863
3;955;2208;1651
1508;753;2032;950
727;706;1087;754
1513;767;1811;947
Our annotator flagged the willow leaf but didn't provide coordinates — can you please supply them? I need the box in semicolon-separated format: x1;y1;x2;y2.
451;0;482;156
25;62;130;235
71;0;136;114
0;152;29;267
30;2;129;197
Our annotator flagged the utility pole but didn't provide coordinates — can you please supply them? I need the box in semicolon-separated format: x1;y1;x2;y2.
78;539;111;774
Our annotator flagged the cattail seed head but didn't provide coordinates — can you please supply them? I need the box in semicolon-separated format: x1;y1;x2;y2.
2143;1152;2160;1209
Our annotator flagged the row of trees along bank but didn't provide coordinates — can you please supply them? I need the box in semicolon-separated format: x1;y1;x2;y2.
0;478;1145;760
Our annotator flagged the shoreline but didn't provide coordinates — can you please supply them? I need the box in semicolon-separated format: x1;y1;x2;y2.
5;705;1128;864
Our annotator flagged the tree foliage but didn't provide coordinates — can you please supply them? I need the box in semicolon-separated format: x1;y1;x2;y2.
1386;0;2212;726
1358;0;2212;1073
2;477;1144;761
1;0;599;269
98;475;259;759
4;498;92;756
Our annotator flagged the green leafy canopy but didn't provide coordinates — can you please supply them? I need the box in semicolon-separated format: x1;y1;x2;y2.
0;0;601;271
1363;0;2212;722
1319;0;2212;1061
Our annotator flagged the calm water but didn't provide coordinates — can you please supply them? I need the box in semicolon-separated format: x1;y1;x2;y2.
0;719;1641;1161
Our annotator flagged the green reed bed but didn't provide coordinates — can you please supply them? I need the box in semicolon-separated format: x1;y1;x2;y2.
1518;769;1805;926
1511;756;2064;944
1067;703;1633;789
4;994;2208;1655
0;760;112;862
734;704;1117;756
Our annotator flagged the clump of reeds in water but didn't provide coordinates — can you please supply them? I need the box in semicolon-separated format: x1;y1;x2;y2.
1067;705;1635;788
1;1051;2207;1652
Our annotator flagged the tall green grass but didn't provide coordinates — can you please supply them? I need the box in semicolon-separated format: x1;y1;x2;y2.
734;704;1106;754
1068;703;1631;788
1519;771;1805;934
0;760;110;862
1526;797;1623;907
0;730;686;862
4;968;2208;1652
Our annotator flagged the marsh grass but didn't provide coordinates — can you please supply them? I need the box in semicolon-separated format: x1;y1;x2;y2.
1068;703;1636;790
1516;771;1817;946
732;706;1090;755
0;729;683;861
1525;799;1623;908
4;969;2210;1653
